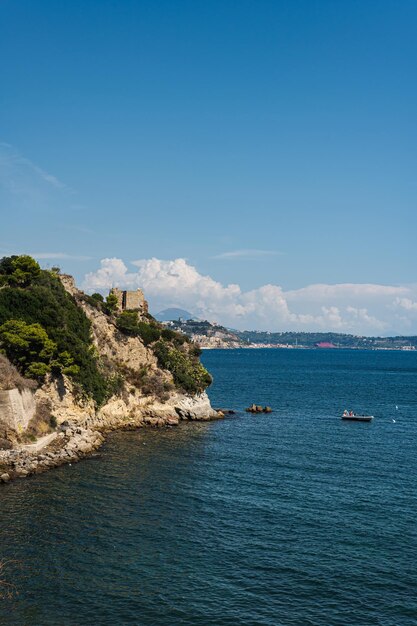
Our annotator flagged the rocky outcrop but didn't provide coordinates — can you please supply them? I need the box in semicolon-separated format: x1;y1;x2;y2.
84;390;219;431
171;392;219;421
0;423;104;482
0;276;220;483
0;390;221;483
245;404;273;413
80;300;157;372
62;278;220;429
36;375;96;424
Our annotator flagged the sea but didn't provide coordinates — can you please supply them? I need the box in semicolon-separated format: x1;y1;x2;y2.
1;348;417;625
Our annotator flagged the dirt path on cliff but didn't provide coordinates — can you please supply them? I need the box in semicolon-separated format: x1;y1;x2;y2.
21;432;57;453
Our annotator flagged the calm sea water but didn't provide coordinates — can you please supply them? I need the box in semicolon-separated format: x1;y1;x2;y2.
1;348;417;625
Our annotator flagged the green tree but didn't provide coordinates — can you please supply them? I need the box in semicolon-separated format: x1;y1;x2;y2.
116;312;162;345
116;310;139;335
153;340;212;394
26;362;51;379
0;319;56;377
0;256;17;284
9;256;41;287
105;292;119;313
91;293;104;303
51;351;80;377
0;268;111;404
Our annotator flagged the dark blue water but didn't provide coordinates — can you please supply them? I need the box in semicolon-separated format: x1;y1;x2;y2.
1;349;417;625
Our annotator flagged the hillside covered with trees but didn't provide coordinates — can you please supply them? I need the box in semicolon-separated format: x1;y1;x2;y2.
0;255;212;406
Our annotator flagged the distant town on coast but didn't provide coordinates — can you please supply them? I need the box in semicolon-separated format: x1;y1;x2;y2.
156;312;417;351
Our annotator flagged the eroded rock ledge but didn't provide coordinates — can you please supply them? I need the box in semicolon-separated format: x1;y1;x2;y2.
0;392;221;483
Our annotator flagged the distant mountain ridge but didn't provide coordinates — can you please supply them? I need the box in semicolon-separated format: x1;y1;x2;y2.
155;308;197;322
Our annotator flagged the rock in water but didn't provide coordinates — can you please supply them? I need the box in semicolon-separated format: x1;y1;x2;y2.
245;404;273;413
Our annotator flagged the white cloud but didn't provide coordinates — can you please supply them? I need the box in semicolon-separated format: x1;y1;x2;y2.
84;258;136;289
212;249;283;260
82;257;417;335
393;297;417;312
286;283;406;301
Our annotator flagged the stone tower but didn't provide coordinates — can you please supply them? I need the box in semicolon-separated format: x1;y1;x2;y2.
110;288;148;314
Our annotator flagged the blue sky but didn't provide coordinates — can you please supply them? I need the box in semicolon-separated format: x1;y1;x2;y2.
1;1;416;333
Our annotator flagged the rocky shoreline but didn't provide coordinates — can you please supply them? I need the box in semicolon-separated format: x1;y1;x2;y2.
0;424;104;482
0;398;222;484
0;268;222;484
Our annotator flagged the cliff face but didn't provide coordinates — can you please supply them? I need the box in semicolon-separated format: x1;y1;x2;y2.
0;388;36;439
59;275;218;428
0;270;219;482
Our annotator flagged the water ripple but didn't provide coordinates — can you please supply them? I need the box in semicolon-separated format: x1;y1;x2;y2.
1;349;417;625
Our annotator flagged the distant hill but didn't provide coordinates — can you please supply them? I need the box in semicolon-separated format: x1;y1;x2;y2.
162;318;417;351
235;330;417;350
155;308;196;322
162;318;244;348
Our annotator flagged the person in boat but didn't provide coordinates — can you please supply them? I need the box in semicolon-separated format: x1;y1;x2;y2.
349;410;354;416
343;409;348;416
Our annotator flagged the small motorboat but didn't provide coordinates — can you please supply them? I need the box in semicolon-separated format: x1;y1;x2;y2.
341;411;373;422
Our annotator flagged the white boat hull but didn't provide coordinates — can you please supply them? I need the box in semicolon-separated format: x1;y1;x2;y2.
341;414;374;422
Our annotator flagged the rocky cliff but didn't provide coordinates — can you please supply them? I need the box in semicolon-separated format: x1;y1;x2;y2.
0;260;219;482
0;388;36;440
57;274;218;427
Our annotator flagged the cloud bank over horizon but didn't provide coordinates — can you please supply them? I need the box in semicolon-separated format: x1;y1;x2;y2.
82;258;417;336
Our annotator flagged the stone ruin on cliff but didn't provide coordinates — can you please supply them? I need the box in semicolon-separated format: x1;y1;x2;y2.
110;288;149;314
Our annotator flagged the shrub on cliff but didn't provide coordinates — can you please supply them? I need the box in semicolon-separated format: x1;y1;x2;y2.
82;293;104;309
153;340;212;394
104;292;119;314
116;312;191;348
116;311;140;335
116;310;210;394
116;311;162;345
160;327;189;346
119;363;173;401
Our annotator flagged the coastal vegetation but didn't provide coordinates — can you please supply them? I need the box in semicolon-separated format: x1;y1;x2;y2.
0;255;212;405
0;256;109;404
115;310;212;394
116;311;162;345
153;340;212;394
